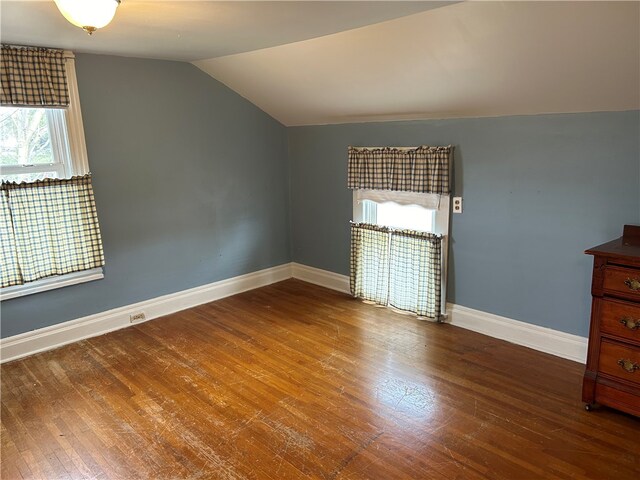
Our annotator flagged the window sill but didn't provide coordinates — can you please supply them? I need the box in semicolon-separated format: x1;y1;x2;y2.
0;268;103;301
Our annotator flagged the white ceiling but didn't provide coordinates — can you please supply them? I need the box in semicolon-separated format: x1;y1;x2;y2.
2;2;638;126
0;1;451;61
196;1;640;126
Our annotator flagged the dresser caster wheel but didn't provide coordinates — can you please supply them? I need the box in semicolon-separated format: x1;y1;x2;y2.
584;403;594;411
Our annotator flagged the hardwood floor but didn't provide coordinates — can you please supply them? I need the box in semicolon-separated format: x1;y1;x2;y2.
1;280;638;480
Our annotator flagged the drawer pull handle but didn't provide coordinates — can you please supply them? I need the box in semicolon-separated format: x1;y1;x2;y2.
617;358;639;373
620;317;640;330
624;277;640;291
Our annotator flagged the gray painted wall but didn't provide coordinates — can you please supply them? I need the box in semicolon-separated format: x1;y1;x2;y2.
288;112;640;337
0;54;290;338
1;53;637;341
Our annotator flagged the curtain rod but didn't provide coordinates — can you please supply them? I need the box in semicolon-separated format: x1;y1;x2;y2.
351;145;452;151
1;43;75;59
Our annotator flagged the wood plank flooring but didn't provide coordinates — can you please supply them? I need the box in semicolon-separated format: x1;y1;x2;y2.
1;279;638;479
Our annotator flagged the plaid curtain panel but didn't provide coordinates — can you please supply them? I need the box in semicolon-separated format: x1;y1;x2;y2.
388;229;442;319
350;222;390;305
1;45;69;107
1;174;104;287
350;223;443;319
0;189;23;288
347;146;452;194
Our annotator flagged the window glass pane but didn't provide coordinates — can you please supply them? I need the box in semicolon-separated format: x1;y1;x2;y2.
0;107;55;166
376;202;435;232
362;200;377;224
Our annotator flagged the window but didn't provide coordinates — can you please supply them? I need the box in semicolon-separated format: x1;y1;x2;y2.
1;107;71;182
0;51;101;300
360;201;435;232
353;190;450;235
353;190;450;316
347;145;453;318
0;52;89;182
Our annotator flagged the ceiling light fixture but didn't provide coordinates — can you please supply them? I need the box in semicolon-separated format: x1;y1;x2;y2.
54;0;121;35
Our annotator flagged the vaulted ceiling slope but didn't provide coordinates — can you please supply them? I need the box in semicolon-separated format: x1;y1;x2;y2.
195;1;640;126
0;1;452;61
2;2;638;126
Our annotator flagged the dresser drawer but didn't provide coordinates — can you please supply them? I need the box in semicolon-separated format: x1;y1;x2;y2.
603;266;640;300
600;299;640;343
598;340;640;384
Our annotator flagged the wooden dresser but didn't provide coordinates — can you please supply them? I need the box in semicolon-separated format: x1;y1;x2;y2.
583;225;640;416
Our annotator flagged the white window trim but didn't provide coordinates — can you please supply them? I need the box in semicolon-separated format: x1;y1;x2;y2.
1;51;99;301
46;108;71;177
352;190;450;316
63;51;90;176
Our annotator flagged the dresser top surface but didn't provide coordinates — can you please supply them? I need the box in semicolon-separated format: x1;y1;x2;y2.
586;225;640;263
585;237;640;263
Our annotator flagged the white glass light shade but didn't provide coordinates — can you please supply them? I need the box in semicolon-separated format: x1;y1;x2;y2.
54;0;120;33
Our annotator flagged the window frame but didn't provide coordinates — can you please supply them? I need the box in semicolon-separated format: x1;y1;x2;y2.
0;51;102;302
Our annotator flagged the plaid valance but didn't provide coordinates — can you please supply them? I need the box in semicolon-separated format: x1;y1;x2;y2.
1;174;104;288
350;222;442;319
347;146;453;194
1;45;69;107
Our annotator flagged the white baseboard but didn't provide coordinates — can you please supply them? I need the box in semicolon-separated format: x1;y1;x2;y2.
1;262;588;365
290;264;588;364
0;264;292;364
291;263;350;293
446;303;588;363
